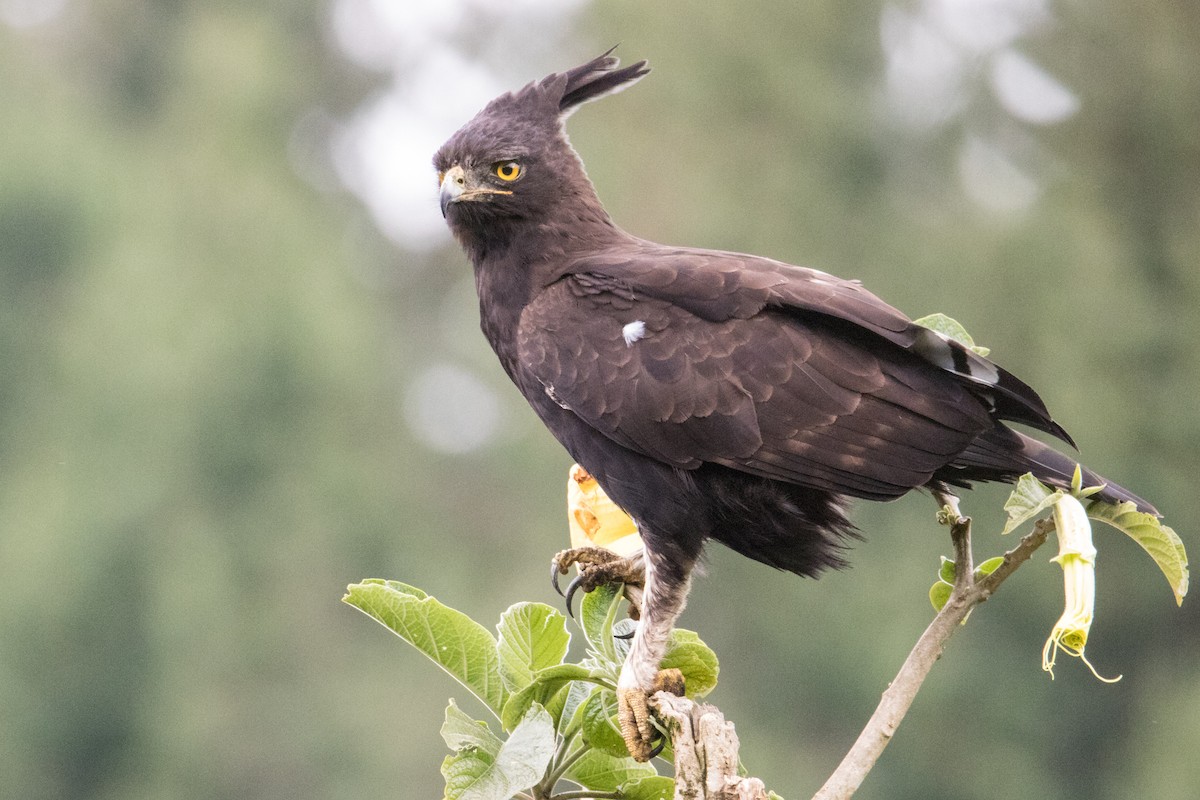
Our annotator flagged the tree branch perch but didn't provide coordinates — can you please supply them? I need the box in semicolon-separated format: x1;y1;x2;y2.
645;513;1053;799
812;513;1052;800
652;692;771;800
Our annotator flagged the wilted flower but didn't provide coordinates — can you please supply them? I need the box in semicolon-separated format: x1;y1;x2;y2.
566;464;643;557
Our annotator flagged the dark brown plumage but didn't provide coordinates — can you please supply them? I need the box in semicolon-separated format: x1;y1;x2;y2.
433;51;1156;760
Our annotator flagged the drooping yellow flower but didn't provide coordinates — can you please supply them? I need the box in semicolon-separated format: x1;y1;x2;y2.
1042;493;1121;683
567;464;643;557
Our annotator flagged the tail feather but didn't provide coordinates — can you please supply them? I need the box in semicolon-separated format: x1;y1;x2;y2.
942;425;1159;516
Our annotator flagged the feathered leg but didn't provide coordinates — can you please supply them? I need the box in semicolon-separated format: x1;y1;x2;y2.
617;542;691;761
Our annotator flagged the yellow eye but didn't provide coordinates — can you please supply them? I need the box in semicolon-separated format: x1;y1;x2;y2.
494;161;521;181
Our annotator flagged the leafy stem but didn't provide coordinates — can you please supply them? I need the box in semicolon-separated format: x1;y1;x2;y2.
538;739;588;796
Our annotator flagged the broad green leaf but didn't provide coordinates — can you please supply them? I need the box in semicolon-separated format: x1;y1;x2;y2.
541;678;570;728
442;704;556;800
564;748;656;792
501;663;608;731
1086;500;1189;605
441;750;494;800
1002;473;1064;534
558;680;596;737
619;775;676;800
343;580;506;716
929;581;952;612
662;629;719;699
495;602;571;694
441;699;501;756
580;581;624;657
581;688;629;757
912;312;990;356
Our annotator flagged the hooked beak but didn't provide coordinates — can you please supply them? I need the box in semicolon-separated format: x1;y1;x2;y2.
439;165;465;218
439;164;513;218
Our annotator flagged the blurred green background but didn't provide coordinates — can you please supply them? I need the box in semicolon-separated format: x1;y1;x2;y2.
1;1;1197;798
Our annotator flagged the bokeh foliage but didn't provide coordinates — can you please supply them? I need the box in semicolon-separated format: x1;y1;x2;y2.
0;1;1196;798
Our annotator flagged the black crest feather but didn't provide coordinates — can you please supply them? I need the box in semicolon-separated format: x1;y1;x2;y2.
556;48;650;115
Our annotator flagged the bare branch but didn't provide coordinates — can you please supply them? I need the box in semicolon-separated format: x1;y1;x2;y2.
976;518;1053;595
811;515;1051;800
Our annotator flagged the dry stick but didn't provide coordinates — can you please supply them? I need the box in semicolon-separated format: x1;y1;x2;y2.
811;515;1053;800
653;692;771;800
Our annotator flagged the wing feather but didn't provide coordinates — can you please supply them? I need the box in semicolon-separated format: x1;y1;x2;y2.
518;269;995;500
563;241;1073;445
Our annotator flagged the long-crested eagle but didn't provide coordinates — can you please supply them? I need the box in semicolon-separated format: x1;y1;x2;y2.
433;51;1156;761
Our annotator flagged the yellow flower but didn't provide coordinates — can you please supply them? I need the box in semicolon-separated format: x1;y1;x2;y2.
1042;493;1121;683
566;464;643;557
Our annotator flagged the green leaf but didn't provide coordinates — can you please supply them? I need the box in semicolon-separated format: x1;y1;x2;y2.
661;629;720;699
558;680;595;736
564;748;656;792
343;580;506;716
612;618;636;666
580;581;624;658
1002;473;1065;535
441;704;556;800
938;555;956;584
441;750;494;800
1086;500;1189;605
929;581;952;612
441;699;502;756
500;663;608;731
619;775;676;800
974;556;1004;577
495;602;571;694
913;312;990;356
581;688;629;757
541;678;570;728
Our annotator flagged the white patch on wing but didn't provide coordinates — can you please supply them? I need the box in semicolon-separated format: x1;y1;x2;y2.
912;328;1001;385
541;380;571;410
622;320;647;346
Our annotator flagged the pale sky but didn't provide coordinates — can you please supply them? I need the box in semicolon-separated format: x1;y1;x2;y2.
328;0;589;252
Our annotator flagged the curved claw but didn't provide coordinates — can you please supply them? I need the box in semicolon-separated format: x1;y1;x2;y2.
647;732;666;760
551;561;566;597
613;625;636;640
563;573;586;619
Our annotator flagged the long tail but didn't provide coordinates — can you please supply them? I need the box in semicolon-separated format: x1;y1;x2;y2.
943;424;1159;515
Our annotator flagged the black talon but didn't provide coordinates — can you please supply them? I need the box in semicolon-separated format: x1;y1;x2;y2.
551;561;566;597
563;573;585;619
613;626;636;640
647;732;666;759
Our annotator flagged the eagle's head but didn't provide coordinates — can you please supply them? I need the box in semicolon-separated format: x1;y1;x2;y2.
433;51;648;252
